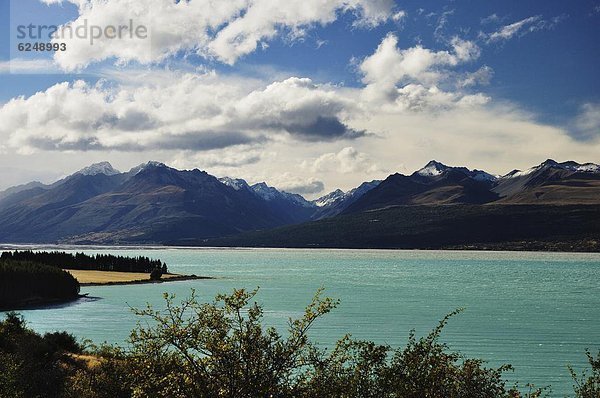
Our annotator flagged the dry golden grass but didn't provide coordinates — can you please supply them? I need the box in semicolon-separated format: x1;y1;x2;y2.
67;353;104;369
66;270;182;284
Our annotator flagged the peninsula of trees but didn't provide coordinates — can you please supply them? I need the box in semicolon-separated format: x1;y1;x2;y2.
0;250;168;273
0;251;169;310
0;260;80;310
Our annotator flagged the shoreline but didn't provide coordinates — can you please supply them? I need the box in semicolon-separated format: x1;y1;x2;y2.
1;242;599;253
0;273;214;311
173;243;600;253
66;269;214;286
79;273;213;287
0;294;86;312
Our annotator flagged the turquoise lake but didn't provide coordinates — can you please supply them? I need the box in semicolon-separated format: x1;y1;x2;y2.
4;248;600;396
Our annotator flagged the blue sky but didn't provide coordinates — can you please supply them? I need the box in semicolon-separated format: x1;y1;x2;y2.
2;0;598;122
0;0;599;195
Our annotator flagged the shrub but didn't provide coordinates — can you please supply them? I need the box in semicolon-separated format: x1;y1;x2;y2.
149;268;163;281
570;350;600;398
0;313;78;398
43;331;82;354
119;289;542;398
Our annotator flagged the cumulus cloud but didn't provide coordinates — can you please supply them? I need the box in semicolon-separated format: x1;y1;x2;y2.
45;0;399;70
0;73;361;153
0;32;497;155
303;146;383;174
359;33;485;109
267;173;325;195
350;0;398;28
232;77;364;141
2;26;599;194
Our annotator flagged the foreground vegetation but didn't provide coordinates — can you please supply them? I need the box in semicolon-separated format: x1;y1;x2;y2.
0;250;168;274
0;260;80;310
1;289;598;397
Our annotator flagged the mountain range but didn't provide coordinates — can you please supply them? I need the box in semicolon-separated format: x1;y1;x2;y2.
0;159;598;248
343;159;600;213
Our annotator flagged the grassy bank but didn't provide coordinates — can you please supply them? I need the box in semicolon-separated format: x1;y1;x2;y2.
67;269;211;286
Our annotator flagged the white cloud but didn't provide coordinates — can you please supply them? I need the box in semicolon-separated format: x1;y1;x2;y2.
487;16;541;42
450;37;481;62
0;58;60;74
484;15;566;43
392;10;407;22
170;146;265;171
480;13;501;25
46;0;399;70
458;65;494;87
350;0;397;28
303;146;383;174
359;33;484;109
2;30;599;195
232;77;363;140
0;72;362;154
352;104;600;178
266;173;325;195
572;103;600;140
433;9;454;41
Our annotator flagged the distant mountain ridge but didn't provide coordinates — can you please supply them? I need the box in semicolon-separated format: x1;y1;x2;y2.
311;180;382;219
0;161;378;244
0;158;598;245
345;159;600;213
218;177;315;224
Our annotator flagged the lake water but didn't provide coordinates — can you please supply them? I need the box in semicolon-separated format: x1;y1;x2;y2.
3;248;600;396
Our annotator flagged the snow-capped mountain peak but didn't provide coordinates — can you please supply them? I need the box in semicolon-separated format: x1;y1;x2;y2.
502;159;600;179
251;182;278;200
249;182;314;207
129;161;167;175
346;181;382;197
413;161;498;182
503;167;536;179
560;161;600;173
313;189;346;207
541;159;560;167
470;169;498;182
219;177;250;191
415;160;449;177
76;161;120;176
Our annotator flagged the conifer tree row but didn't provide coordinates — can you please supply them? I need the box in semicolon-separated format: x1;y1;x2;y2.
0;250;167;274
